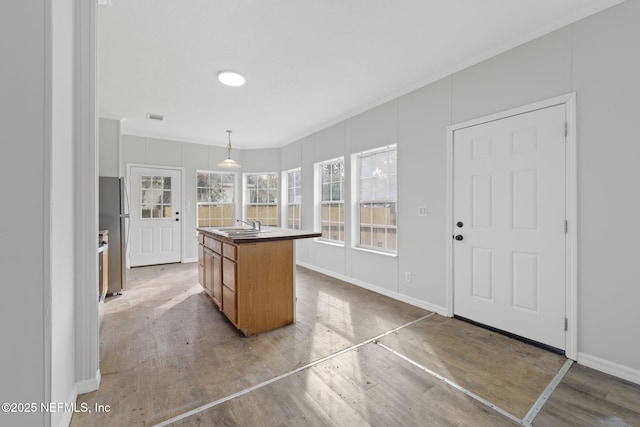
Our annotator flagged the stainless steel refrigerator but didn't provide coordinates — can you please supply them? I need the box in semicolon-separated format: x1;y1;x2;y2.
99;176;128;294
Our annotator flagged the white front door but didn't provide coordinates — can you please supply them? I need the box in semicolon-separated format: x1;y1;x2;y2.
453;104;566;350
129;166;182;267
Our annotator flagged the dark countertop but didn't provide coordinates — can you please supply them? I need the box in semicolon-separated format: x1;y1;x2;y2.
198;226;321;244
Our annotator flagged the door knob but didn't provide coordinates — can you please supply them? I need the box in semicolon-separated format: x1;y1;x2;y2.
175;218;180;222
454;235;463;241
456;221;463;228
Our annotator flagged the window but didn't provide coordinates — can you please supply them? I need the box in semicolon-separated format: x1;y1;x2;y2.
286;168;301;229
196;171;235;227
245;173;279;226
141;175;172;219
357;145;397;252
319;158;345;242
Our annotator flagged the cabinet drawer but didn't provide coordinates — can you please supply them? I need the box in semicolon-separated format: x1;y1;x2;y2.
204;236;222;253
222;286;236;325
222;257;236;292
222;243;237;260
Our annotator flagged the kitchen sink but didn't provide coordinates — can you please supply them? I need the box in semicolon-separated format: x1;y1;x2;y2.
214;227;274;237
215;227;258;236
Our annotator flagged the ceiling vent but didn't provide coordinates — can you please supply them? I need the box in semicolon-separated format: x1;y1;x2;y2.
146;113;165;122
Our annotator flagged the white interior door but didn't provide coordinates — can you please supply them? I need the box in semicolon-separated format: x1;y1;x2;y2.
453;104;566;350
129;166;182;267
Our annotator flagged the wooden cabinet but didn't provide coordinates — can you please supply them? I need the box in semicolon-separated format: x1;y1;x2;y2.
198;227;320;335
211;251;222;308
199;232;223;310
198;234;204;288
198;232;294;335
222;256;236;323
203;246;214;297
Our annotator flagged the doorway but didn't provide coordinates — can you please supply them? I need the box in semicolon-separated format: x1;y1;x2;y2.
446;94;577;357
128;166;183;267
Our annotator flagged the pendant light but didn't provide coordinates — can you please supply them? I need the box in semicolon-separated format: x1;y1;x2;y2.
218;130;241;169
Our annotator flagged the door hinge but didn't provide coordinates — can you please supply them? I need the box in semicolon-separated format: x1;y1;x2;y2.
564;122;568;137
564;220;568;234
564;317;568;331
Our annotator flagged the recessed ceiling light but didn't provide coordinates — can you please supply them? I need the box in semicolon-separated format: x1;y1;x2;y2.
217;71;246;87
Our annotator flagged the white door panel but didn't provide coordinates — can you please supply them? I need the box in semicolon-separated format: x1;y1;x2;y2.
129;167;182;267
453;104;566;350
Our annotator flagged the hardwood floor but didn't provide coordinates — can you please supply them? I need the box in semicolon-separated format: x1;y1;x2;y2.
72;263;640;427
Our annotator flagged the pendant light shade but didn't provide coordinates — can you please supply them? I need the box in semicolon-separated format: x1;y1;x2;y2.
218;130;241;169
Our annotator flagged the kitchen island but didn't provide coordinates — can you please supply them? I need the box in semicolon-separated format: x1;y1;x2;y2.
197;226;320;335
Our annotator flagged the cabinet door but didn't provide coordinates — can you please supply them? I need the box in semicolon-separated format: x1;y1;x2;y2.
203;247;214;297
222;286;236;325
222;257;236;292
211;251;222;309
221;257;237;325
198;243;204;287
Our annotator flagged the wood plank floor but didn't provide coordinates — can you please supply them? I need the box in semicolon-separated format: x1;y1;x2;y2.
72;263;640;427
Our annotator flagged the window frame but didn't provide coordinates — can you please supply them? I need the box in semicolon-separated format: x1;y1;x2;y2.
285;168;302;230
244;172;279;227
355;145;397;254
195;170;236;228
317;157;345;244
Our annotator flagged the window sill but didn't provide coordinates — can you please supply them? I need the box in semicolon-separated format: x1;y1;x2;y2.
314;238;345;248
352;246;398;258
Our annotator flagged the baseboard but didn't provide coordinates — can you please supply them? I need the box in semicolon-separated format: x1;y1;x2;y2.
578;352;640;385
57;385;78;427
76;368;101;395
296;261;448;316
183;257;198;263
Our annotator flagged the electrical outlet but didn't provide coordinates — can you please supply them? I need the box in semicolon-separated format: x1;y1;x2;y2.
405;272;412;283
417;206;428;216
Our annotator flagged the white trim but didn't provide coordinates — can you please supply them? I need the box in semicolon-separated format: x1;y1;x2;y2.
183;257;198;263
351;246;398;258
126;163;186;264
445;93;578;359
314;238;345;248
44;0;53;419
564;94;578;361
241;171;281;226
74;0;100;395
449;93;576;131
76;369;101;395
98;112;126;122
296;261;447;316
578;353;640;386
57;385;79;427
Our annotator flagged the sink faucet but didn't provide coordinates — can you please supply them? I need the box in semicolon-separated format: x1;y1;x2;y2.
237;219;262;231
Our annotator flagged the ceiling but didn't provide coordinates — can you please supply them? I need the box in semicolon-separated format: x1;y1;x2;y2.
98;0;620;149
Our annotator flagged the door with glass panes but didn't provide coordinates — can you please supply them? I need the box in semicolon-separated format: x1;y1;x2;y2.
129;166;182;267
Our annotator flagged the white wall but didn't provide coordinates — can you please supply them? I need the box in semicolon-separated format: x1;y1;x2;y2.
0;2;48;425
0;1;79;426
121;135;286;262
289;0;640;381
99;117;121;177
570;0;640;376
